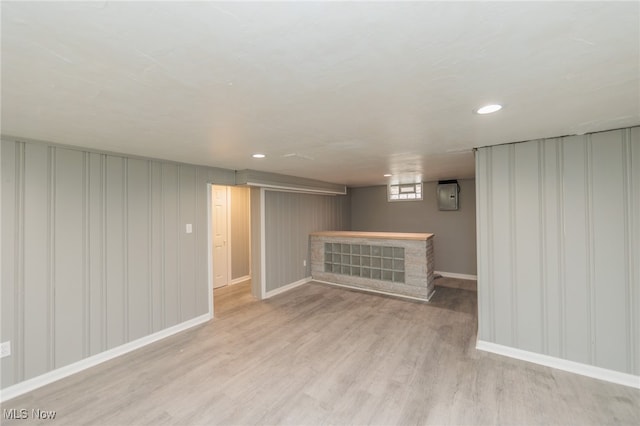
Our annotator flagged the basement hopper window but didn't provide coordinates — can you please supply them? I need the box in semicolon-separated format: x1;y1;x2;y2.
388;183;422;201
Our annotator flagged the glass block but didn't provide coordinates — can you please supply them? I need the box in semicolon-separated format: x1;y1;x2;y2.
393;247;404;258
393;259;404;271
371;257;381;268
351;245;360;254
383;247;393;257
371;269;382;280
382;270;393;281
361;245;371;255
333;254;341;263
361;256;370;267
393;271;405;283
341;244;350;253
333;243;341;253
324;263;332;272
371;246;382;256
325;243;332;253
341;265;350;275
351;266;361;276
332;264;341;273
382;258;393;269
342;254;350;264
361;267;371;278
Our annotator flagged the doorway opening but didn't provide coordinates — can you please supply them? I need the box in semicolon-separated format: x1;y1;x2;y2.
210;185;252;316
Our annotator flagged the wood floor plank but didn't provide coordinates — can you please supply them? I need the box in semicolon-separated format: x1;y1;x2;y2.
3;279;639;425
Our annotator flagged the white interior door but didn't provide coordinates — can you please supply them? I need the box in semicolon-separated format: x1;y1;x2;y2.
212;185;229;289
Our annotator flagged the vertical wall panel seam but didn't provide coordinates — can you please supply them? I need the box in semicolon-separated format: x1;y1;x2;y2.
630;130;637;374
554;139;565;357
46;146;54;370
148;161;153;333
260;188;266;297
539;140;548;354
193;168;199;314
83;152;90;358
509;144;518;346
160;165;166;328
101;155;107;351
474;151;484;339
50;148;57;368
14;141;25;381
487;148;495;341
558;139;566;358
123;158;129;342
585;136;595;364
622;129;633;373
627;129;640;374
177;166;182;321
247;190;252;277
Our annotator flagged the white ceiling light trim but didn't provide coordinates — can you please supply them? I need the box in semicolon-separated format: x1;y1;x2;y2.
475;104;503;115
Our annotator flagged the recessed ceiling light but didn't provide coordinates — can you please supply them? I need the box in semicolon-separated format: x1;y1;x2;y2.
475;104;503;114
384;174;392;177
252;153;266;159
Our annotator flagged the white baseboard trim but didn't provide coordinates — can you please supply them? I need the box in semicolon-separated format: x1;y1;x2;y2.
0;314;211;402
313;279;434;302
229;275;251;286
476;340;640;389
265;277;312;298
435;271;477;281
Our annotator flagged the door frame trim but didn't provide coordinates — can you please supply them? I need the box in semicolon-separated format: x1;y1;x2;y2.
207;183;214;318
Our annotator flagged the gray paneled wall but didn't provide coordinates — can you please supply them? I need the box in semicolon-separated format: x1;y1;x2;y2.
250;188;263;298
475;127;639;375
230;186;250;280
350;179;477;276
264;190;350;292
1;138;235;389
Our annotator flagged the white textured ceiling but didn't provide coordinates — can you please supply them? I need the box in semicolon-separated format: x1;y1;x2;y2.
2;1;638;187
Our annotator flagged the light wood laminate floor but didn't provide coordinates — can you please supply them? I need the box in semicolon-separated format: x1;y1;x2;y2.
3;279;639;425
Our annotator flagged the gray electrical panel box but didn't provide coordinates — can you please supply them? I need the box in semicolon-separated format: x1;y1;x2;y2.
437;181;459;211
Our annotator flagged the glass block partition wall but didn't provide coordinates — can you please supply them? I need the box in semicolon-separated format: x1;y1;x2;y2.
324;243;405;283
